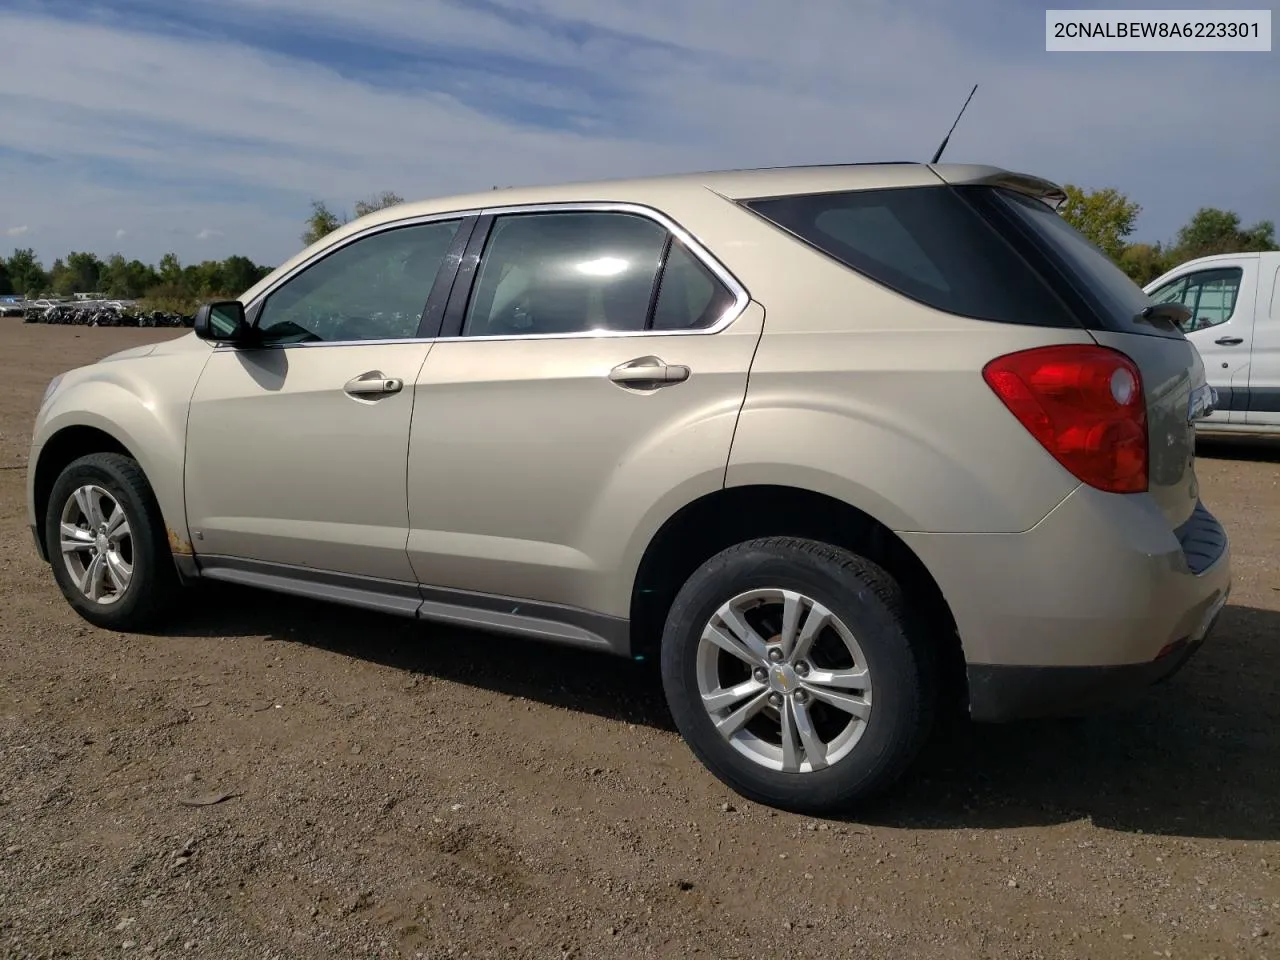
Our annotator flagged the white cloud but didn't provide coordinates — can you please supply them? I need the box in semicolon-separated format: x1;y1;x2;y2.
115;228;127;239
0;2;1274;266
6;225;30;237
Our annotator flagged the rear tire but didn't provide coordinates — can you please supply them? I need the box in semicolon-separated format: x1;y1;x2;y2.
660;536;935;814
44;452;181;631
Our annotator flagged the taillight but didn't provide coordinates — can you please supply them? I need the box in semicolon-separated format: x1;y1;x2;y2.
982;344;1148;494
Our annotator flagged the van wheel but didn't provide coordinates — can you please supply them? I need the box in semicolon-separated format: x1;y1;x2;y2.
660;537;935;814
44;452;180;631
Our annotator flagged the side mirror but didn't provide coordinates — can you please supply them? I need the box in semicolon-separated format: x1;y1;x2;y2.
193;301;247;342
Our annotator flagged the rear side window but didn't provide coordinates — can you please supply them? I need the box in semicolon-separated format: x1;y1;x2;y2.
651;240;736;330
744;187;1077;327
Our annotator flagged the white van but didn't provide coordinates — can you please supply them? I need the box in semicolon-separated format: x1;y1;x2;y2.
1145;251;1280;437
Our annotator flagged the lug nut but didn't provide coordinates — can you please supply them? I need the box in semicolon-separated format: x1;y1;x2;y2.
794;690;809;705
795;662;810;677
753;668;768;683
767;648;783;662
768;693;782;707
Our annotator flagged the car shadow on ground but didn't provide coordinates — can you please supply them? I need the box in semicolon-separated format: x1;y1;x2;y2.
164;586;1279;841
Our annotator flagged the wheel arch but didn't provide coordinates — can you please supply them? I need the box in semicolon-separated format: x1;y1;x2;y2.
628;484;966;706
30;417;191;566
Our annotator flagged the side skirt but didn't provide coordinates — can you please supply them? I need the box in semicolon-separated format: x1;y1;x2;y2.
191;555;632;656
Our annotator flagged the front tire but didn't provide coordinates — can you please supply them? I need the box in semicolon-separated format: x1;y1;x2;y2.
660;537;935;815
44;452;180;631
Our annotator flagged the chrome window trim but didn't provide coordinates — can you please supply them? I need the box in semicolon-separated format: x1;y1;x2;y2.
223;201;750;351
439;200;750;343
224;210;479;351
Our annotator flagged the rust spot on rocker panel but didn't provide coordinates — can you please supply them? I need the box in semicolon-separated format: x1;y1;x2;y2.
167;528;193;556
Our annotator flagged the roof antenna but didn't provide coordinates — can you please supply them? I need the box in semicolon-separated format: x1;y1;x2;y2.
930;83;978;165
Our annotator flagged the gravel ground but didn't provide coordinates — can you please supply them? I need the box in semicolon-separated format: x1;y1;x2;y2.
1;322;1277;960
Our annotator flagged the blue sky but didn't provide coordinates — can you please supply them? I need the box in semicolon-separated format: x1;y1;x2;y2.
0;0;1276;267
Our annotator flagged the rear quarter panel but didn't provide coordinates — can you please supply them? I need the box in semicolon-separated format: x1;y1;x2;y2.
718;215;1093;534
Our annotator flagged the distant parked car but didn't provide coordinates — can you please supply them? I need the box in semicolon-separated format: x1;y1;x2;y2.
27;162;1230;813
1145;251;1280;438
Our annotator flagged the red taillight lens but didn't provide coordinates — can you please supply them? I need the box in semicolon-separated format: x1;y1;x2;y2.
982;345;1148;494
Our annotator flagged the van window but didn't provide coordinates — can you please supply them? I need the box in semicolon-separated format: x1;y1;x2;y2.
1148;268;1243;333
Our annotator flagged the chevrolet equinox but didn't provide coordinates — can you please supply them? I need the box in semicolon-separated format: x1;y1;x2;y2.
28;163;1231;813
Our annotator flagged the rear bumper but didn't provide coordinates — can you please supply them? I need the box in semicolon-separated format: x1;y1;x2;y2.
900;485;1231;721
964;588;1226;720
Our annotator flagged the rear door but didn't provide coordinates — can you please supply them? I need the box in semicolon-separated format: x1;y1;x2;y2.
1145;259;1259;425
403;203;761;618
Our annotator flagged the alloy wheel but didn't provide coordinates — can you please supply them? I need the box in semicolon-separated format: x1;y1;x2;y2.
695;588;873;773
58;485;134;605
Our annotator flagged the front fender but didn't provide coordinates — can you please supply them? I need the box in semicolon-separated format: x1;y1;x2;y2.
28;346;211;552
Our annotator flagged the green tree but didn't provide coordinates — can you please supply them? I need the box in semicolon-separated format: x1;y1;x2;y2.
49;258;74;296
1117;242;1172;286
182;260;225;298
7;248;48;296
62;251;104;294
158;253;183;287
0;258;11;296
1059;185;1141;260
101;255;161;299
1170;208;1278;261
302;200;346;246
101;254;129;297
353;191;404;218
221;254;269;295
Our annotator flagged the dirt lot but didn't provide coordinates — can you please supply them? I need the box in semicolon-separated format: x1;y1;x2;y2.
1;321;1277;960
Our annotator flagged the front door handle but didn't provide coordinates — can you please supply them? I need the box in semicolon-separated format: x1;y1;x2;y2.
1214;336;1244;346
344;371;404;398
609;356;691;389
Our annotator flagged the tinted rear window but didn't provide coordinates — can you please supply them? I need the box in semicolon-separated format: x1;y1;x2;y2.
744;186;1078;328
978;187;1174;338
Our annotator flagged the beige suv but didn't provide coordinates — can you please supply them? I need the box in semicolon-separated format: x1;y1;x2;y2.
27;163;1231;813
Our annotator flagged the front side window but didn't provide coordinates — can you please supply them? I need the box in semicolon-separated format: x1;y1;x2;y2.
1148;268;1243;333
462;211;668;337
256;220;460;343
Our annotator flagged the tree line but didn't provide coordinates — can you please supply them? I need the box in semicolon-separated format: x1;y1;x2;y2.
0;189;408;314
2;185;1272;312
0;249;273;314
1058;185;1277;284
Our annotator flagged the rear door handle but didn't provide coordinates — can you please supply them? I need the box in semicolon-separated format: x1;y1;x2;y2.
344;371;404;398
609;356;690;389
1214;336;1244;346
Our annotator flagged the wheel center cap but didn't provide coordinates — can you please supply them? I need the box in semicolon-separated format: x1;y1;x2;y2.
768;664;798;695
95;534;109;554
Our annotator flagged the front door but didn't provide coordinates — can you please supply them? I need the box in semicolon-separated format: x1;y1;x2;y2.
1147;261;1257;425
404;206;761;618
184;216;466;583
